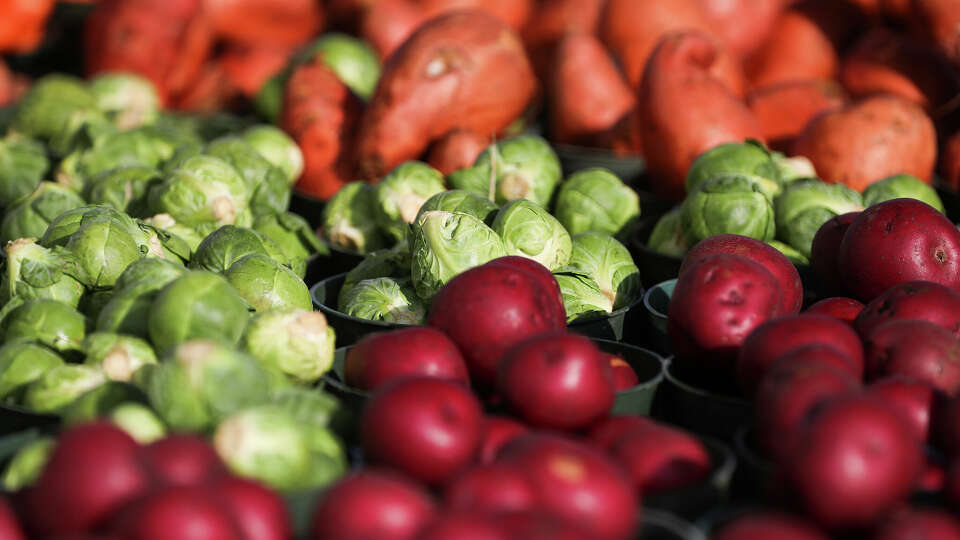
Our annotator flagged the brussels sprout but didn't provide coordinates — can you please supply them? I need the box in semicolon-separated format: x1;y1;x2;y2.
567;232;642;310
554;271;614;322
339;244;411;303
139;221;191;264
774;178;864;258
772;152;816;184
142;213;205;252
553;168;640;237
80;289;114;322
96;260;187;338
83;165;161;215
1;239;86;308
40;204;142;248
682;174;777;244
48;109;115;159
54;214;149;288
57;127;180;191
305;34;381;100
0;182;85;245
492;199;572;270
685;140;780;194
114;257;187;291
1;437;54;491
254;74;284;123
83;332;157;382
253;212;327;268
148;155;252;228
0;134;48;207
242;309;336;385
190;225;289;274
0;342;64;400
862;174;945;213
224;254;312;312
2;299;86;353
323;182;387;254
109;402;167;443
23;365;107;414
269;387;342;429
416;190;499;225
410;211;507;300
767;240;810;265
89;73;161;129
12;75;95;141
338;277;426;324
148;271;251;354
647;208;689;257
60;381;148;425
375;162;446;243
451;135;562;207
205;136;290;217
242;125;304;185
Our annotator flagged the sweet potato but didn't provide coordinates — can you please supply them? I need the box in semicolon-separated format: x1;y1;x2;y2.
697;0;784;59
427;129;488;175
549;32;636;147
356;11;537;180
744;3;841;89
420;0;533;31
942;131;960;191
361;0;428;61
218;44;294;98
172;62;238;113
521;0;605;81
0;60;13;107
912;0;960;68
0;0;55;54
747;80;846;151
204;0;324;48
638;31;765;201
792;95;937;191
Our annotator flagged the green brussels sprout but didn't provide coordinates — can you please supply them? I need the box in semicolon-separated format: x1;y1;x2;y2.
338;277;426;324
142;213;205;253
450;135;562;207
83;165;161;215
159;142;204;176
647;208;689;257
89;73;161;129
0;342;64;400
96;260;187;338
83;332;157;382
253;212;327;269
268;387;342;435
242;125;304;185
0;134;49;207
339;244;411;303
40;205;141;248
57;126;181;191
148;155;252;229
242;309;336;385
12;75;95;141
416;189;499;225
553;168;640;237
767;240;810;265
492;199;572;270
862;174;945;213
205;136;290;217
410;211;507;300
190;225;289;274
114;257;187;291
567;232;642;310
60;381;147;425
682;174;777;244
685;140;781;194
138;221;191;264
305;34;381;100
148;271;251;354
2;299;86;353
375;162;446;243
48;109;115;159
1;437;54;491
23;365;107;414
80;289;114;322
0;182;85;245
51;213;149;288
772;152;816;184
224;254;312;312
254;74;284;124
109;402;167;443
554;270;614;322
323;182;387;254
774;178;864;258
1;238;85;308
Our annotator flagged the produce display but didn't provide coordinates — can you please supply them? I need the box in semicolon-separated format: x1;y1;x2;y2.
5;1;960;539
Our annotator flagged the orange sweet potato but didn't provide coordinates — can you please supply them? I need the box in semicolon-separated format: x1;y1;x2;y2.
638;31;765;201
748;80;846;151
793;95;937;191
204;0;324;48
361;0;426;61
0;0;55;54
355;11;537;180
549;32;636;147
521;0;605;80
912;0;960;67
420;0;533;31
841;27;960;113
744;4;839;88
218;44;294;98
941;130;960;190
697;0;784;58
427;129;488;175
172;62;238;113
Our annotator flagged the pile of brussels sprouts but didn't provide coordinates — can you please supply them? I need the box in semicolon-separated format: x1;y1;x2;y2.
322;134;644;324
0;73;346;493
647;140;946;264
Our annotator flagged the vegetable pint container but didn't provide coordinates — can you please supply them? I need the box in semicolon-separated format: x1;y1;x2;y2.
652;357;752;441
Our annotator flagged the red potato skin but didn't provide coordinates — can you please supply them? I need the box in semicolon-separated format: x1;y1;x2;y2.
680;234;803;315
492;511;592;540
919;458;947;492
204;0;324;48
478;416;529;464
445;463;538;515
809;212;860;296
0;497;25;540
549;32;636;147
416;512;509;540
108;486;242;540
356;11;537;181
138;435;227;488
942;131;960;191
867;377;935;442
855;281;960;338
214;476;291;540
697;0;784;59
606;354;640;391
863;319;960;396
793;96;937;192
838;200;960;301
344;326;469;391
427;129;488;176
638;31;764;201
521;0;605;81
218;44;294;98
747;80;846;151
586;415;657;450
486;257;566;320
608;425;712;494
736;314;865;395
309;470;437;540
805;297;865;325
785;395;923;530
872;509;960;540
713;513;829;540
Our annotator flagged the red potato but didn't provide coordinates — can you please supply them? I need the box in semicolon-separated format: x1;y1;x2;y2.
605;353;639;391
498;333;615;430
427;129;488;176
309;471;436;540
549;32;636;147
805;297;865;325
809;212;860;295
838;200;960;301
218;44;294;98
417;512;508;540
698;0;784;58
608;425;713;494
864;319;960;396
478;416;529;464
521;0;605;81
586;415;658;450
638;31;764;201
356;11;537;180
793;95;937;192
668;254;782;371
492;511;592;540
214;476;291;540
918;458;947;492
942;131;960;191
344;327;469;391
486;257;565;319
912;0;960;69
680;234;803;315
0;497;25;540
872;509;960;540
785;395;922;530
428;261;566;387
445;463;537;515
747;80;846;151
26;423;149;536
713;513;829;540
866;377;936;442
204;0;324;48
109;486;241;540
138;435;226;488
855;281;960;339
